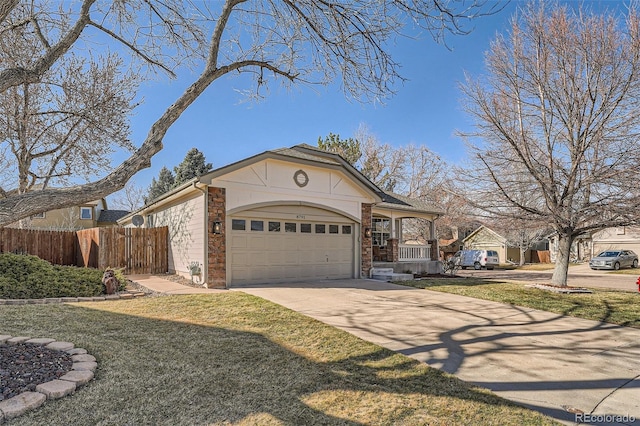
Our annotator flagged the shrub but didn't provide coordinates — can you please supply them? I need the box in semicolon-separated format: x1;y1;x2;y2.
0;253;112;299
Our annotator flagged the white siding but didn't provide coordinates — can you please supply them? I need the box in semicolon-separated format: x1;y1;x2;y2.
150;192;206;280
210;159;374;220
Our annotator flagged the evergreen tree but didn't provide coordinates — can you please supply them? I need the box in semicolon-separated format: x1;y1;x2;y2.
145;166;175;203
317;133;361;166
173;148;213;187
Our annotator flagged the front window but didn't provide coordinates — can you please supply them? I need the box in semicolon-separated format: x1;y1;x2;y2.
372;218;390;246
80;207;93;220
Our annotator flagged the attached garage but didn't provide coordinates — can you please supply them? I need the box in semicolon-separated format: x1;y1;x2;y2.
229;205;356;285
119;144;442;288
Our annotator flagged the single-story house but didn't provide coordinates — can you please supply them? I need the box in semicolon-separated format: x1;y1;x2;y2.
463;225;535;264
119;144;442;287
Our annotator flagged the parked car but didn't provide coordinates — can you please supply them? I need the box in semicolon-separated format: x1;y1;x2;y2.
452;249;500;270
589;250;639;270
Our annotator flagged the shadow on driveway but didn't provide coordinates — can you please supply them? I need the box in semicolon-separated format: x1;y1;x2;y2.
238;279;640;424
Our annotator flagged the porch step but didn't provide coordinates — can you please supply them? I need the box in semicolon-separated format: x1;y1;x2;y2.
370;268;414;282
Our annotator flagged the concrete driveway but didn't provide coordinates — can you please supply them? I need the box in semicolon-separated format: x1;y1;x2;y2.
237;279;640;425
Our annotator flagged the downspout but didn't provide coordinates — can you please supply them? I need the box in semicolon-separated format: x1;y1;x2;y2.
193;181;208;286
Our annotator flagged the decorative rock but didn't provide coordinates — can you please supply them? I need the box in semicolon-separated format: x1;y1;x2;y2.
0;299;6;305
59;370;94;386
35;380;76;399
7;336;30;344
71;354;96;363
25;338;56;345
0;392;46;419
5;299;26;305
77;297;94;302
45;298;62;303
72;361;97;372
26;299;46;304
61;297;78;303
104;295;120;300
46;341;74;351
91;297;106;302
0;334;98;422
119;293;134;299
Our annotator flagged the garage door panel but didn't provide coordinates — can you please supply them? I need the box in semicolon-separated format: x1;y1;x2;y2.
230;215;355;285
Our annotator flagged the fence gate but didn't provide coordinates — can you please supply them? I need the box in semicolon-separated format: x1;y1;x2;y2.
76;227;168;274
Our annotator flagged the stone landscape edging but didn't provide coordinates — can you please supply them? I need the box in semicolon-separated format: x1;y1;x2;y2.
0;291;147;306
0;335;98;423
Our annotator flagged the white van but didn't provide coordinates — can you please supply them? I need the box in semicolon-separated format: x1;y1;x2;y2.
452;250;500;270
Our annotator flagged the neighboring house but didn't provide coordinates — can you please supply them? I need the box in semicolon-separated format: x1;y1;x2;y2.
549;226;640;263
547;232;593;263
439;237;463;260
14;198;128;230
592;227;640;255
463;225;527;264
118;144;442;288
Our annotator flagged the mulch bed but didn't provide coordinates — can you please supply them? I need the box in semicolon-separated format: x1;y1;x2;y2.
0;343;73;401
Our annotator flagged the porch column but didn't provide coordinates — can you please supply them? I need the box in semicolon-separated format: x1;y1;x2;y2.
387;238;399;262
207;187;226;288
361;203;373;278
430;220;439;260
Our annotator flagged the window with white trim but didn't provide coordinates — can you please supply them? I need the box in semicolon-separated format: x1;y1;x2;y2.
372;218;390;246
80;207;93;220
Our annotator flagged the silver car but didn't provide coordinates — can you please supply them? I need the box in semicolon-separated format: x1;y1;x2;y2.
589;250;639;270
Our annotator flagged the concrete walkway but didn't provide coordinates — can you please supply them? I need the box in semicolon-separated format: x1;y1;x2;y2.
126;275;226;295
236;279;640;425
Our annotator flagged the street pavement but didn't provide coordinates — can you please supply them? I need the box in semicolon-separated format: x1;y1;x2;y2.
456;263;640;292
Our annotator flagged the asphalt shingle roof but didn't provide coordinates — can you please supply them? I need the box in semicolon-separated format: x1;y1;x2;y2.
98;210;131;223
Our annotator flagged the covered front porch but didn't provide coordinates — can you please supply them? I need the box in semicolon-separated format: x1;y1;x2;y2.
369;192;442;275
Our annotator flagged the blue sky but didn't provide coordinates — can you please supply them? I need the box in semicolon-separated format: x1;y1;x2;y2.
116;1;514;193
114;1;625;195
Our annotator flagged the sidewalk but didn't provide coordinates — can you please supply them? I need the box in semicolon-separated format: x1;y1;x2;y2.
126;275;226;295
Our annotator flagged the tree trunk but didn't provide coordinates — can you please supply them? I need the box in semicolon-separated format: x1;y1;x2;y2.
519;245;526;266
551;234;573;287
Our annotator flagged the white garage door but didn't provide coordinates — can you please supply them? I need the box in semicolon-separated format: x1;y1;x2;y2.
229;216;355;285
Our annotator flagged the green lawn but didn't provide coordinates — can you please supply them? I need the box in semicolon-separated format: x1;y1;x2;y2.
1;293;558;425
397;277;640;328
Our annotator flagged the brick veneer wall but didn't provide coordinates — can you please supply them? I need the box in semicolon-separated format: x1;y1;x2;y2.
207;187;226;288
387;238;399;262
361;203;372;278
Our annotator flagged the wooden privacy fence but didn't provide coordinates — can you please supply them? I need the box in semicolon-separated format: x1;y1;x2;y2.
78;227;169;274
0;228;76;265
1;226;168;274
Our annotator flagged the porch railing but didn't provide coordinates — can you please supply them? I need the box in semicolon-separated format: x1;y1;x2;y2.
398;244;431;261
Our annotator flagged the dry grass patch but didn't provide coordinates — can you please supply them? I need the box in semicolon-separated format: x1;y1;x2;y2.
0;293;557;425
400;278;640;328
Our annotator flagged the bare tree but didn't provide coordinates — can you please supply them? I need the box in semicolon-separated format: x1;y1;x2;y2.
458;2;640;286
0;0;501;225
109;182;146;212
0;44;138;194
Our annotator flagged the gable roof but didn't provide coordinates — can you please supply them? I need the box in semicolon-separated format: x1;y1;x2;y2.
462;225;507;244
122;144;442;220
198;143;382;198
